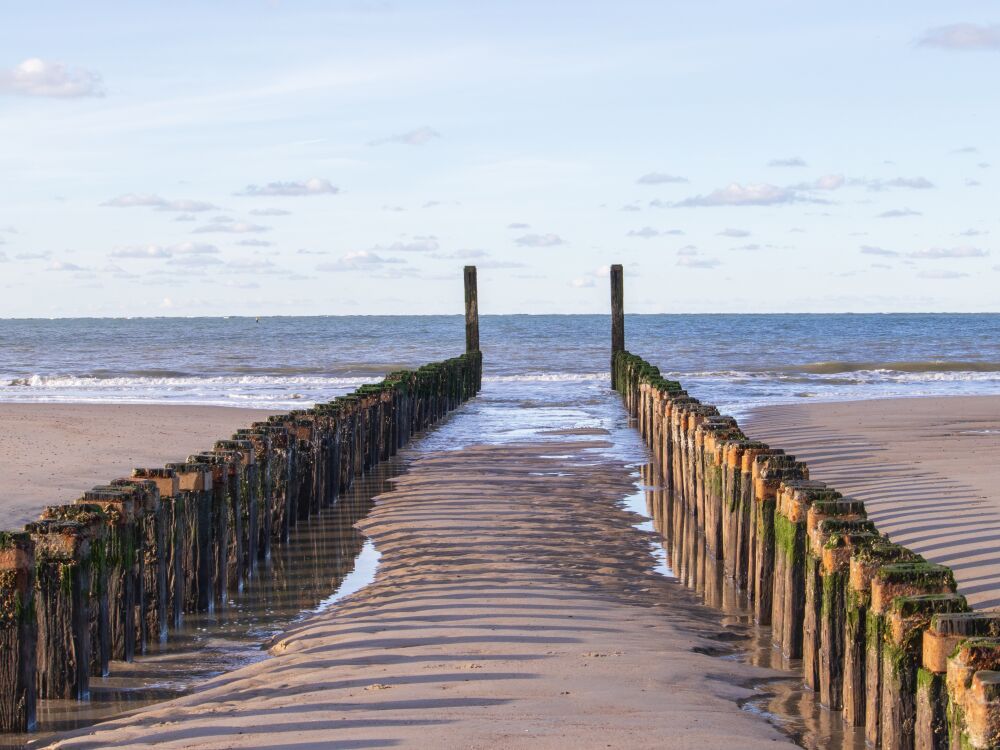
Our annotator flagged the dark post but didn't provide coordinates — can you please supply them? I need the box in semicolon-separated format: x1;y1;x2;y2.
610;264;624;386
464;266;479;352
610;264;624;352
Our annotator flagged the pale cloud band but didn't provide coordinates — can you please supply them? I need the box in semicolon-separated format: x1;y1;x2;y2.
0;58;105;98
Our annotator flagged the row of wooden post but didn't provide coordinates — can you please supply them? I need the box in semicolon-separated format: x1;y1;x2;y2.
613;350;1000;750
0;352;483;734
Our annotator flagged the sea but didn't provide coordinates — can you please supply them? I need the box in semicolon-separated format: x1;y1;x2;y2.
2;314;1000;418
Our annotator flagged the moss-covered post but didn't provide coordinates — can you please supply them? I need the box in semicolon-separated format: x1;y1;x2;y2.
917;614;1000;750
881;593;968;750
750;454;808;626
803;498;865;693
246;426;274;558
110;477;165;649
868;562;958;748
216;439;257;584
172;461;214;612
844;540;921;729
133;468;181;630
80;488;140;664
814;514;877;709
0;531;36;733
28;519;95;699
946;638;1000;749
699;418;741;559
771;480;833;661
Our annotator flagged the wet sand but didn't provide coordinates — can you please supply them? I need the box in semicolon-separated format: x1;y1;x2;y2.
0;403;278;529
47;437;794;749
746;395;1000;609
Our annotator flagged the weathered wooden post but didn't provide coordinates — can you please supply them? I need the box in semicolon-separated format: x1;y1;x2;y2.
946;637;1000;749
918;613;1000;749
464;265;479;353
28;518;97;699
868;562;958;747
610;263;624;389
0;531;36;733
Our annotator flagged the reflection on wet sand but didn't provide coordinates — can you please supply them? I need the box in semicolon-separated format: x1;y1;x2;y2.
640;462;867;750
4;459;400;750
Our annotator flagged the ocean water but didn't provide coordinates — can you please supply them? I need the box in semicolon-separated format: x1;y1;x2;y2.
2;314;1000;416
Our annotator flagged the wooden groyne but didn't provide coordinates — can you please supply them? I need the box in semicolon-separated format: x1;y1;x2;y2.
613;350;1000;749
0;269;484;735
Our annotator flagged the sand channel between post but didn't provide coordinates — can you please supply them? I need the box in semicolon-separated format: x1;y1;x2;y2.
46;438;795;750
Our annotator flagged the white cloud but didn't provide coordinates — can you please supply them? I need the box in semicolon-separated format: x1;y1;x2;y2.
374;238;440;253
860;177;935;191
768;157;807;167
111;245;172;259
794;173;845;191
0;58;105;98
227;258;279;272
110;242;219;259
507;222;530;229
368;126;441;146
731;243;761;251
101;194;217;212
959;228;988;237
877;208;922;218
249;208;292;216
168;255;224;267
677;256;721;268
627;226;661;239
317;250;407;271
193;221;269;234
952;146;979;154
430;249;489;260
675;183;797;207
571;265;610;288
919;24;1000;51
861;245;899;257
14;251;51;260
918;269;969;279
514;233;565;247
237;239;274;247
0;251;7;262
636;172;688;185
717;228;751;238
236;178;339;196
908;246;988;259
47;260;87;271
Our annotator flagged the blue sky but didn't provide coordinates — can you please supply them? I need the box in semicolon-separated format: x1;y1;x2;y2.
1;2;998;316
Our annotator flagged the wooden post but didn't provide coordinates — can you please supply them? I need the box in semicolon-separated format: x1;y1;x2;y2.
0;531;36;733
464;265;479;352
610;264;624;387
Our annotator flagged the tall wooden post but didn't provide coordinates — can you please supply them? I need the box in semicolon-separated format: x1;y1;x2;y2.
610;264;624;387
464;265;479;352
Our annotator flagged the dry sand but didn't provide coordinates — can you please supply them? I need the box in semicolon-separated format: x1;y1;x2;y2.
0;403;278;530
46;438;794;750
746;395;1000;609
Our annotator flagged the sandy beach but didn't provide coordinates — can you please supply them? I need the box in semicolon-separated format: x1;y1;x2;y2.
43;436;794;749
746;395;1000;608
0;404;279;530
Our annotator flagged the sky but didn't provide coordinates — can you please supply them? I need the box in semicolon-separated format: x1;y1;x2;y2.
1;1;999;317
